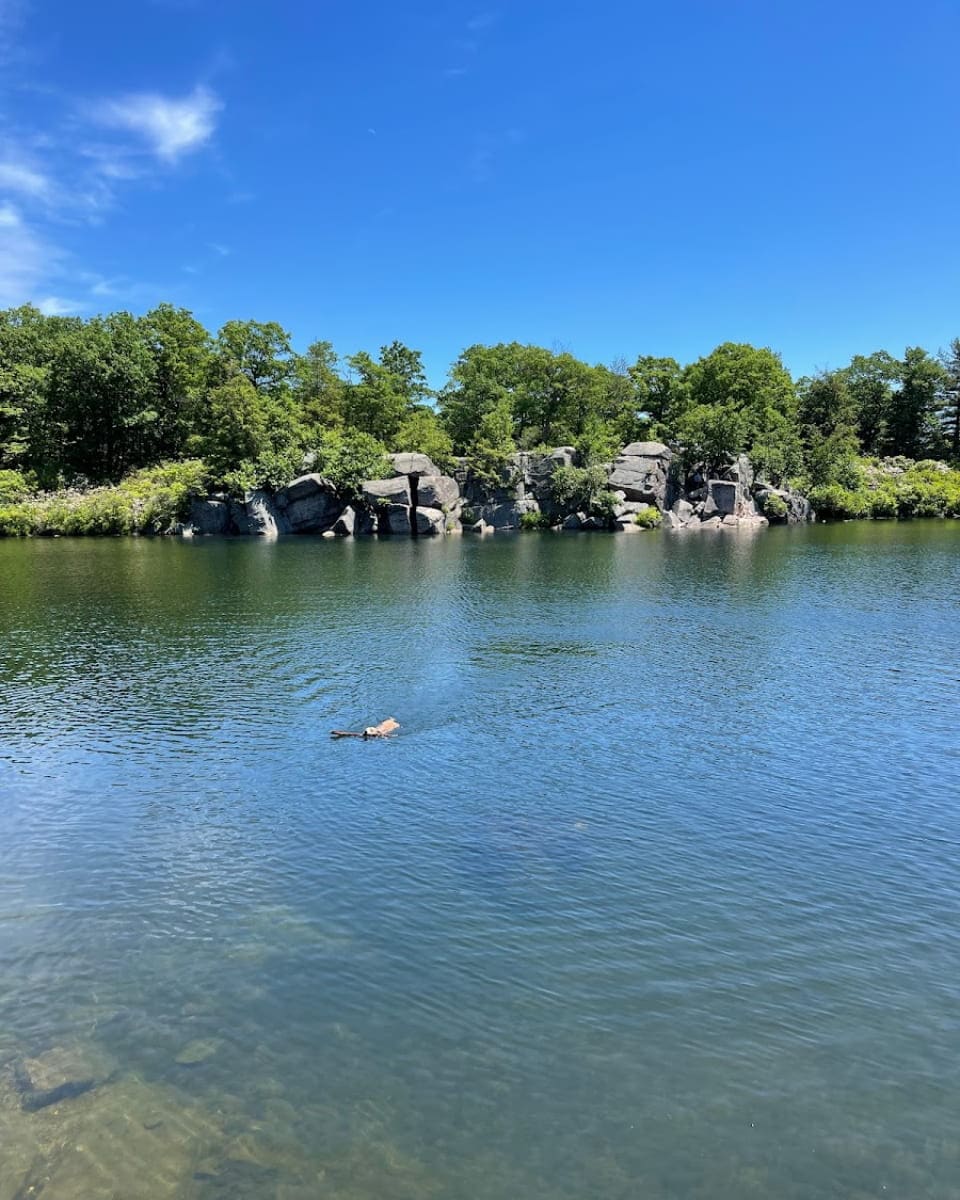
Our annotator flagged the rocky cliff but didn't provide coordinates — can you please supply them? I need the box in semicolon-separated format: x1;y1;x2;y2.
179;447;813;538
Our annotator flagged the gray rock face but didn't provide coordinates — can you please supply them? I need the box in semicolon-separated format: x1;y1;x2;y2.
730;454;755;489
244;490;291;536
363;476;411;507
756;486;813;524
562;512;583;530
608;447;672;507
382;504;414;535
389;452;438;477
332;507;356;536
481;498;539;529
186;499;232;535
414;507;446;535
620;441;673;460
274;474;343;533
671;498;695;524
700;515;722;529
706;479;741;516
416;475;460;509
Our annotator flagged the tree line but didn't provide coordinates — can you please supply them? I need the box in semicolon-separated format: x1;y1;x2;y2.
1;302;958;497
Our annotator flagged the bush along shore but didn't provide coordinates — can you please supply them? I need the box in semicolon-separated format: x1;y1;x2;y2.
2;302;960;536
4;446;960;539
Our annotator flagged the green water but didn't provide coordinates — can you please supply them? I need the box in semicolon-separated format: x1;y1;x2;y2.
0;523;958;1198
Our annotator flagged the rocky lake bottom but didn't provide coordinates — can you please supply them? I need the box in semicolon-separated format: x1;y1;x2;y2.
1;524;958;1199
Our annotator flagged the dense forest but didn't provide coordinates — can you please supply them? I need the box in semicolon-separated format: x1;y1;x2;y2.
1;302;959;530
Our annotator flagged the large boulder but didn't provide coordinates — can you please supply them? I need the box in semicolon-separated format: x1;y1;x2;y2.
274;474;343;533
388;452;438;477
705;479;740;516
756;486;813;524
332;505;374;537
185;499;232;535
671;498;695;525
362;476;411;507
381;504;414;535
515;447;580;507
244;490;290;536
620;441;673;460
416;475;460;509
414;507;446;535
481;498;539;530
608;444;673;508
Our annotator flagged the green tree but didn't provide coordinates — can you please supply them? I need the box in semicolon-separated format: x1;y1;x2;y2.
887;347;947;459
139;304;213;462
293;339;348;432
797;370;860;486
628;355;690;432
392;407;454;467
199;375;269;480
683;343;799;479
842;351;898;455
46;313;157;482
937;338;960;459
343;351;410;442
675;403;747;473
216;320;294;393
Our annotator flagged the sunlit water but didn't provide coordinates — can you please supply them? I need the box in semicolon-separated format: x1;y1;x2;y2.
1;524;958;1199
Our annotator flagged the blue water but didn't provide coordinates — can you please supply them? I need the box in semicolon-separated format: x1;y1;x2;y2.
0;523;958;1198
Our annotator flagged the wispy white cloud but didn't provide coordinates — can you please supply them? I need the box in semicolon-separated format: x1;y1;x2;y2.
208;241;230;256
92;85;222;162
35;294;84;315
0;156;51;198
0;205;63;307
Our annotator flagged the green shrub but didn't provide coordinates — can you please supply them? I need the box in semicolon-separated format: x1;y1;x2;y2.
311;428;391;498
392;409;455;472
551;465;612;514
760;492;789;521
0;503;32;535
459;505;478;526
519;509;552;530
633;505;662;528
0;470;30;503
0;460;207;538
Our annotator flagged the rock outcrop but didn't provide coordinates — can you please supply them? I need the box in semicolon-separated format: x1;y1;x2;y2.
607;442;674;509
756;486;813;524
176;441;816;539
274;474;343;533
362;476;411;508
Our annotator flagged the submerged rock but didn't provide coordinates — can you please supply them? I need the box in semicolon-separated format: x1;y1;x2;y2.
14;1045;103;1111
174;1038;222;1066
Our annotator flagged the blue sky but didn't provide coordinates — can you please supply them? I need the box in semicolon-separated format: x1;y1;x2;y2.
1;0;958;385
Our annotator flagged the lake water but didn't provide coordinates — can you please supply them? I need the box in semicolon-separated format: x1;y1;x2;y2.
0;523;958;1199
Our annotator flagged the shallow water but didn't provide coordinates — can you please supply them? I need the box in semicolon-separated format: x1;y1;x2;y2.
0;523;958;1199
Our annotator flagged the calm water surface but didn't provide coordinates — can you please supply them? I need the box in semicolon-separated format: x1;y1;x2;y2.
0;524;958;1199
